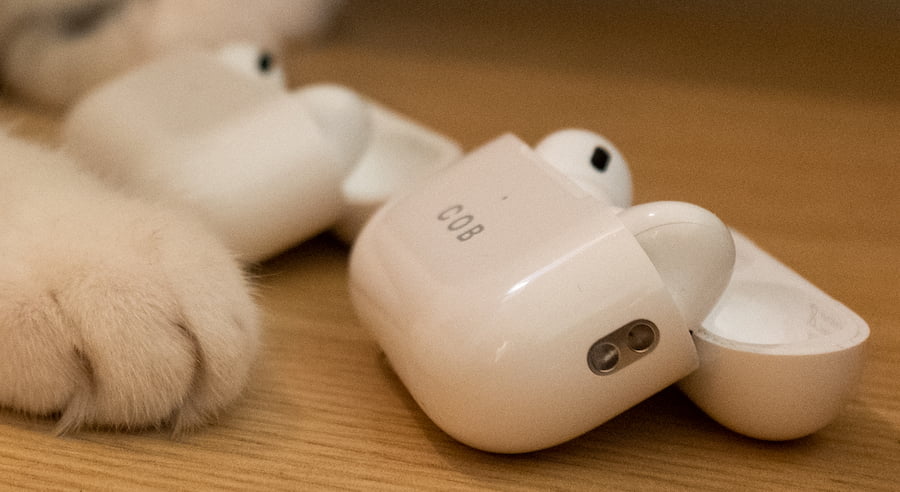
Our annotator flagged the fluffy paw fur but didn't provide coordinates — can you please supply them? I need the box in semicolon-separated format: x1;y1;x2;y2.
0;134;259;433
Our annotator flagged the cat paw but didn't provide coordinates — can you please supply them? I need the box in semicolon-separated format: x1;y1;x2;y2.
0;188;260;434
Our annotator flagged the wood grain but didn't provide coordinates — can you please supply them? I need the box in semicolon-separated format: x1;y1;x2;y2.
2;1;898;489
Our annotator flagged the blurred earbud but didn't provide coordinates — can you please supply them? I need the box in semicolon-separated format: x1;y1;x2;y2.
216;43;286;88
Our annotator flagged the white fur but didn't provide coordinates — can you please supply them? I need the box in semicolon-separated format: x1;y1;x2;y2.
0;0;341;432
0;132;260;433
0;0;342;106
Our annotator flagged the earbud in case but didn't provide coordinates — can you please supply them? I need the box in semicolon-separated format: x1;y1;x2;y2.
349;130;869;452
63;45;462;262
350;132;735;452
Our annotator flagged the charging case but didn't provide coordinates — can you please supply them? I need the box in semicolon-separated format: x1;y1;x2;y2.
63;47;461;262
678;230;869;440
351;134;711;453
349;132;869;453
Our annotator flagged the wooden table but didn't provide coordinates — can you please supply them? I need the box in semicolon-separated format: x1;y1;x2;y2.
2;2;898;489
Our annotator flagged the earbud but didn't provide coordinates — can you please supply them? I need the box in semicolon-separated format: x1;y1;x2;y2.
63;48;462;262
534;129;633;208
617;202;735;328
349;131;735;453
215;43;286;89
536;129;733;327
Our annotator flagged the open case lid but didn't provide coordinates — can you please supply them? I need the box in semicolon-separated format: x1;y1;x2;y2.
678;230;869;440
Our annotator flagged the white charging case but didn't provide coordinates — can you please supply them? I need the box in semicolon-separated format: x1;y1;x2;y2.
63;47;461;262
678;230;869;440
349;132;869;453
351;134;721;453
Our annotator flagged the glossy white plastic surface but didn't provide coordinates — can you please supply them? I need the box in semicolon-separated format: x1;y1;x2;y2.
618;202;736;329
349;134;730;453
63;48;462;262
533;129;632;208
678;231;869;440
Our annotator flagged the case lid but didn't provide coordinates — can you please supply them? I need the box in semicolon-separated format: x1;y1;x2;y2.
678;230;869;440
